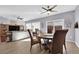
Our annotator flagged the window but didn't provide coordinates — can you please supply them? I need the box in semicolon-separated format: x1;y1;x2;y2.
26;23;32;29
26;22;40;31
32;22;40;30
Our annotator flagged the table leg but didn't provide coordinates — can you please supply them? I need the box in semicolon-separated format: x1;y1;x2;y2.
44;39;49;44
43;39;49;50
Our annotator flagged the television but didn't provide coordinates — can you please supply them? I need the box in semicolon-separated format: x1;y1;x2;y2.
9;25;20;31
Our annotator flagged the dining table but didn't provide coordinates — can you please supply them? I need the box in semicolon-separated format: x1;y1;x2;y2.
38;33;54;44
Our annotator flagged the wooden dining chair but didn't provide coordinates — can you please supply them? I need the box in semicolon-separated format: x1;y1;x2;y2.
47;30;68;54
27;29;41;52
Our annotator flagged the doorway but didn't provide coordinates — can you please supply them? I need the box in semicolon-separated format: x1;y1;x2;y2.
47;25;53;34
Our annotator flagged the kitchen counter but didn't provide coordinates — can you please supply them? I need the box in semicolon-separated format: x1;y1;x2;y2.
11;31;29;41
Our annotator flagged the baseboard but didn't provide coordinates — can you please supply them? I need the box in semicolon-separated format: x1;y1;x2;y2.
66;40;79;48
75;41;79;48
9;37;30;42
66;39;75;43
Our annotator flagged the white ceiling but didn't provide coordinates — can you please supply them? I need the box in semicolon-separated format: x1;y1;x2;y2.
0;5;77;21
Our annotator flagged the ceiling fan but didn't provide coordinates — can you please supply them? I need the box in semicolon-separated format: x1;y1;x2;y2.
41;5;57;14
17;16;24;20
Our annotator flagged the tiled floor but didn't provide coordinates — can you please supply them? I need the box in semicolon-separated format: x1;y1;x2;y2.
0;38;79;54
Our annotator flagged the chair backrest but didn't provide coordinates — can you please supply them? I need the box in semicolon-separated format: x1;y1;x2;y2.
35;29;39;36
51;30;68;53
27;29;34;42
35;29;44;36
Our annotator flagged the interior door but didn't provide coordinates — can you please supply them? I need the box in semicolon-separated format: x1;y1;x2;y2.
47;25;53;34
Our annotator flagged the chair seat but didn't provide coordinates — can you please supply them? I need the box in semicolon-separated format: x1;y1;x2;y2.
32;39;41;44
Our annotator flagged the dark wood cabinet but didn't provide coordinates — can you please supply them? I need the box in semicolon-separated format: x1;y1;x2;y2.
0;24;24;42
0;24;8;42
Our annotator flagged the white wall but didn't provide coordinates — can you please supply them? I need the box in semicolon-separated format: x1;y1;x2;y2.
75;6;79;47
75;6;79;23
0;16;10;24
0;16;25;25
0;16;26;31
48;19;64;29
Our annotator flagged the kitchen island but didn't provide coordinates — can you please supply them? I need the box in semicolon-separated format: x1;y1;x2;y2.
11;31;29;41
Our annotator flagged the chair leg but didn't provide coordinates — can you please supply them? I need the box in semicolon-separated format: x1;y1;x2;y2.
64;43;67;54
39;43;41;50
60;50;63;54
49;49;51;53
30;45;32;53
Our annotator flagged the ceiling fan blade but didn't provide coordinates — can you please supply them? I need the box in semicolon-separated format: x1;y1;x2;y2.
42;7;48;11
20;17;24;20
50;5;57;9
51;10;57;12
40;11;47;14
